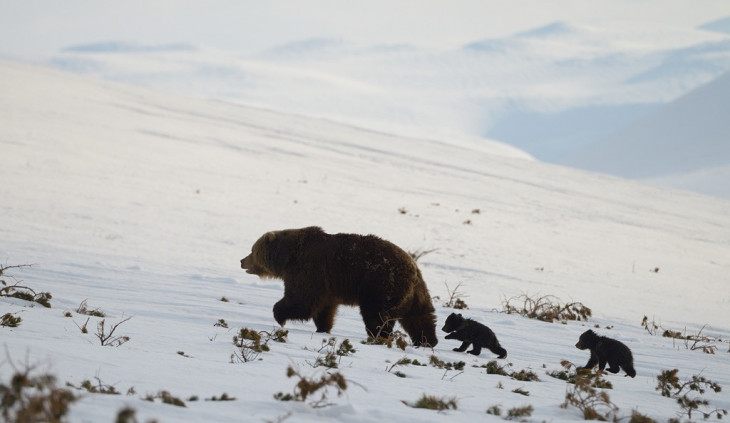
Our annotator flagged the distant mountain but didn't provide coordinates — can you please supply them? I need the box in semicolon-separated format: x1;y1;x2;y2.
699;16;730;34
514;21;581;38
563;70;730;182
63;41;196;54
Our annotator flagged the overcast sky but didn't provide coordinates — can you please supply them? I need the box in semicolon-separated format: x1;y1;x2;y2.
2;0;730;59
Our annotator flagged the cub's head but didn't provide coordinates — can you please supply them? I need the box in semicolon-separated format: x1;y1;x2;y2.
441;313;464;333
575;329;597;350
240;231;290;278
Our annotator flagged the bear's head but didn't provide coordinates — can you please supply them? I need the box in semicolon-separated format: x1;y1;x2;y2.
441;312;464;333
575;329;597;350
240;231;290;278
240;227;324;278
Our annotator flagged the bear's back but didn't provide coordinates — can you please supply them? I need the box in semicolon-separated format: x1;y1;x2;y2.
330;233;417;273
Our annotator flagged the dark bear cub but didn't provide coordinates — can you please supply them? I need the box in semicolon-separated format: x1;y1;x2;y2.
575;329;636;377
441;313;507;358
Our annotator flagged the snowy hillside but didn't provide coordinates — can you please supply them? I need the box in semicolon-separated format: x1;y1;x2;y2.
44;20;730;162
1;62;729;423
29;16;730;201
566;70;730;198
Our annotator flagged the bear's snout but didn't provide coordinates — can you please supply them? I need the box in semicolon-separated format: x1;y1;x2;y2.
240;254;262;275
241;255;252;271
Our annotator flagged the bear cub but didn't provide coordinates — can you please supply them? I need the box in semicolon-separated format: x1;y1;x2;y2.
441;313;507;358
575;329;636;377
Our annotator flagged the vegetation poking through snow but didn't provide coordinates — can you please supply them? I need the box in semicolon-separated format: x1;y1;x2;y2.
309;337;356;369
144;391;186;407
1;313;21;328
0;264;52;308
434;282;469;309
75;299;105;317
95;316;132;347
67;377;119;395
274;366;348;408
231;327;287;363
362;330;409;351
501;293;591;323
549;360;613;389
642;317;722;354
479;360;541;382
505;404;534;420
429;355;465;371
0;360;78;423
656;369;727;420
561;369;619;420
404;394;458;411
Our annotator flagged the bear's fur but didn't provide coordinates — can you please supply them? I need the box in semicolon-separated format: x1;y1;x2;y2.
240;226;438;347
575;329;636;377
441;313;507;358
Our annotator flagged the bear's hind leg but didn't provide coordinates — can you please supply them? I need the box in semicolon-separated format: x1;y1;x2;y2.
467;344;482;356
489;344;508;359
621;364;637;378
606;360;621;374
313;304;338;333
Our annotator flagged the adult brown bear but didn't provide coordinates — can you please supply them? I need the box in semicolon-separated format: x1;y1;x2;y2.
240;226;438;347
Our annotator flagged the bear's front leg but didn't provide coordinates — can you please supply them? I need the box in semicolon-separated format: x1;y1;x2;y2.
597;352;609;371
453;340;470;352
467;344;482;356
273;298;311;327
445;332;458;340
360;307;395;340
313;304;338;333
581;351;598;370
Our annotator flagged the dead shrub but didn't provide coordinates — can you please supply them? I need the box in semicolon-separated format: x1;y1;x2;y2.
501;293;591;323
273;366;348;408
0;264;52;308
1;361;78;423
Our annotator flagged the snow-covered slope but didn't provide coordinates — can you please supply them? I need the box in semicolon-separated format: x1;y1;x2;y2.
44;20;730;163
2;62;729;422
565;70;730;198
33;17;730;201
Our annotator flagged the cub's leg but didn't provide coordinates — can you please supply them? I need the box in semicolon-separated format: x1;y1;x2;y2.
454;340;471;352
467;344;482;356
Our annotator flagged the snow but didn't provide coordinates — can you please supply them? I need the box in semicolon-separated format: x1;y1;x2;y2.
7;15;725;199
3;3;730;199
565;69;730;196
2;61;729;423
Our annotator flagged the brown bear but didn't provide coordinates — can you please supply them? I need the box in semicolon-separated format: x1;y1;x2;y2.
240;226;438;347
575;329;636;377
442;313;507;358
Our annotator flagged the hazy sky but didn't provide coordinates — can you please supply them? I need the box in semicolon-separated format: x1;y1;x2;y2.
2;0;730;59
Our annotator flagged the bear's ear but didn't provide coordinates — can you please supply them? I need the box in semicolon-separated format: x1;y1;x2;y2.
458;313;463;318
